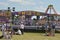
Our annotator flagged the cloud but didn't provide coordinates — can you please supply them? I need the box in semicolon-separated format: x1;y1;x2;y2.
57;12;60;14
0;2;8;6
9;0;36;5
33;6;46;12
8;0;46;12
39;1;44;5
9;0;22;2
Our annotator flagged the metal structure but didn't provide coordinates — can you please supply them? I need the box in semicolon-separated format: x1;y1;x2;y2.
45;5;59;24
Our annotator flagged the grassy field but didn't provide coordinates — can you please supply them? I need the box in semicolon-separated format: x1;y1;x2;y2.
0;32;60;40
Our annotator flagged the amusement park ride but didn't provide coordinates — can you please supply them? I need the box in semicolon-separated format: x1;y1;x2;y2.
18;5;60;25
0;5;60;25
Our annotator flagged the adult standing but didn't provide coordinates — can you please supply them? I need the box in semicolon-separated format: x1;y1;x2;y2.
1;23;6;38
20;22;24;35
44;22;48;36
48;21;56;36
51;21;56;36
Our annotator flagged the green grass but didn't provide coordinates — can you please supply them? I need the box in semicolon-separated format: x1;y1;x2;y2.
0;32;60;40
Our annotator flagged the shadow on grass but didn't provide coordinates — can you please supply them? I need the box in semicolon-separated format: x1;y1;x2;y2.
24;29;60;33
55;30;60;33
24;29;45;33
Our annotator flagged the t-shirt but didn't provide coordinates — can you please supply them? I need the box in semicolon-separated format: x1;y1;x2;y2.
44;23;48;30
2;24;6;30
52;24;55;29
6;23;10;26
51;22;56;29
20;24;24;29
2;25;5;30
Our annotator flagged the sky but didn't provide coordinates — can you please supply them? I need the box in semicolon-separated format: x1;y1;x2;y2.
0;0;60;14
